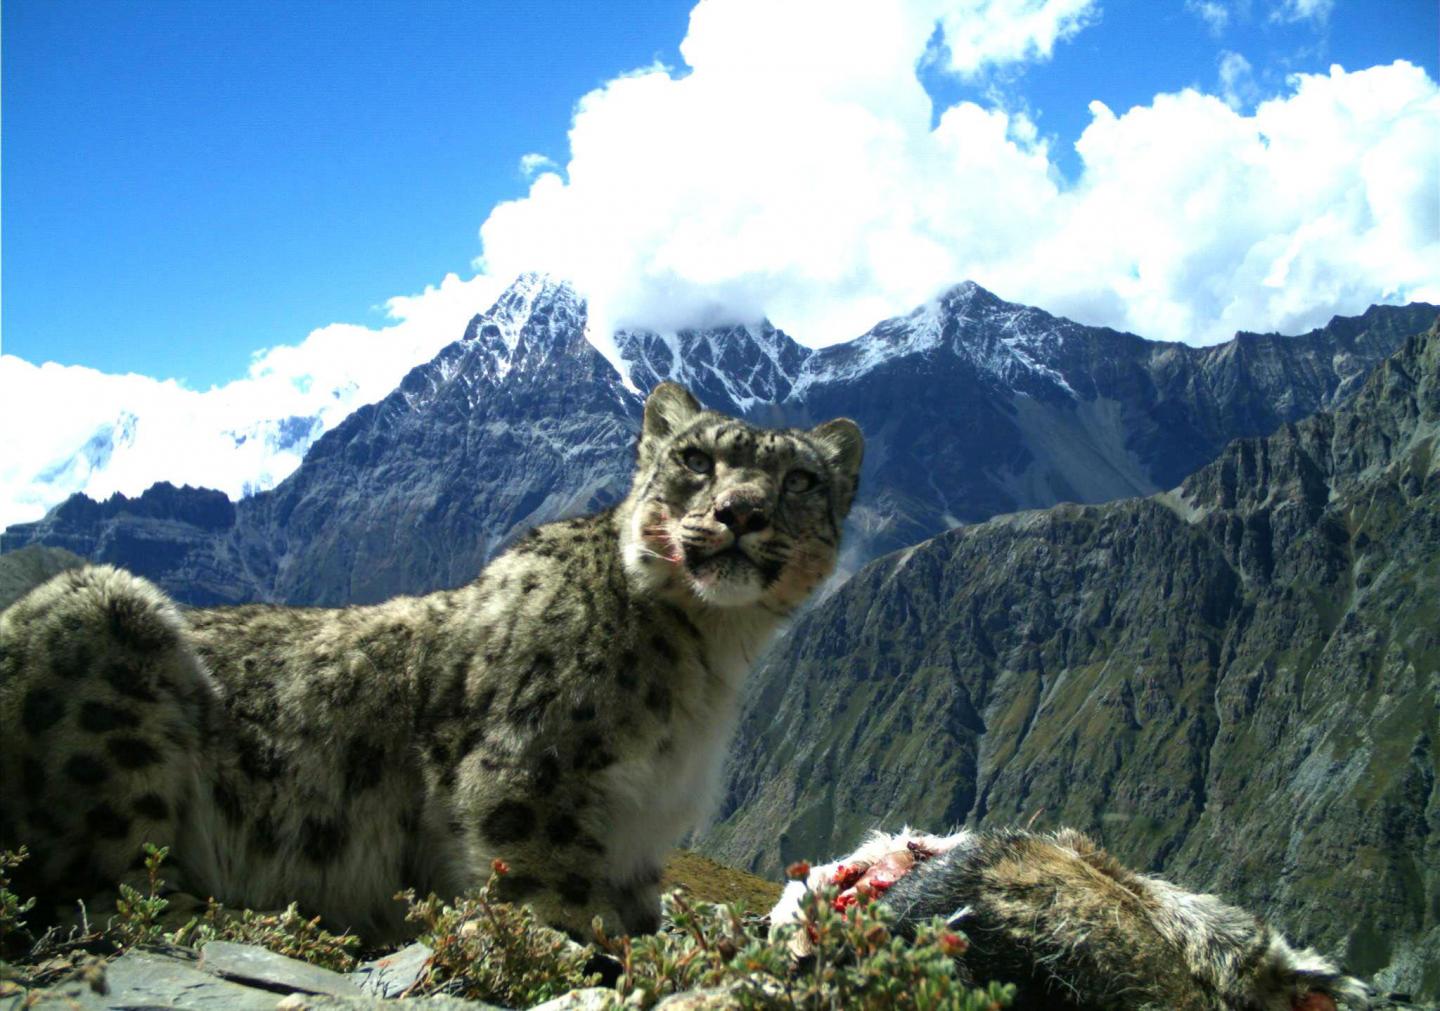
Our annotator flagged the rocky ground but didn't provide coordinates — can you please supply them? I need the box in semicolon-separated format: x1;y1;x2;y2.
0;852;776;1011
7;931;1431;1010
4;939;645;1011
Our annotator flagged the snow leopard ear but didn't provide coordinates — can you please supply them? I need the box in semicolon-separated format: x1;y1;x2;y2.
642;383;708;472
810;418;864;515
639;383;704;464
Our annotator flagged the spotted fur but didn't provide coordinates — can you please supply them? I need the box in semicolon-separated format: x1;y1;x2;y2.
0;383;863;940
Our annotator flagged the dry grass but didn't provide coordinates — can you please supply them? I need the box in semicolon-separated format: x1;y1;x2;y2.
663;850;784;915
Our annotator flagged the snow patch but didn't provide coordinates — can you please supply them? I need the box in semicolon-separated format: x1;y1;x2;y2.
789;282;1080;400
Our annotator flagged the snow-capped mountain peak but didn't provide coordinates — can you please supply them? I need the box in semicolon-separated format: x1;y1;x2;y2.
8;269;1433;622
615;320;812;415
946;287;1082;397
468;273;571;346
391;273;594;414
465;273;587;378
790;281;1082;400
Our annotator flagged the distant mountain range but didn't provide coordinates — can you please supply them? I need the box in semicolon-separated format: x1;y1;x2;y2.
700;318;1440;999
5;277;1437;997
4;275;1434;608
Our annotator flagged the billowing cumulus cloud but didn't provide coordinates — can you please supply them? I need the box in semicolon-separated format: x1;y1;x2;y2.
479;0;1093;352
1016;62;1440;341
479;0;1438;353
6;0;1438;529
931;0;1097;76
0;272;501;529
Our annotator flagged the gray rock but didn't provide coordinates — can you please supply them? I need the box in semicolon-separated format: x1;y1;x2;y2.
654;987;741;1009
2;948;511;1010
20;949;285;1009
197;941;364;997
266;994;502;1010
350;942;433;998
526;986;618;1010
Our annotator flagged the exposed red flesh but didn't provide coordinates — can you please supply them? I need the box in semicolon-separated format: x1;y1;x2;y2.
832;848;919;911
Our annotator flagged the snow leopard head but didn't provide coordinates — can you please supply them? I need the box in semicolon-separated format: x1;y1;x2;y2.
623;382;863;610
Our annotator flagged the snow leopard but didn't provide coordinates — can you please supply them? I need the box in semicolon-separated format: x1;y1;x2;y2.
771;827;1371;1011
0;382;864;941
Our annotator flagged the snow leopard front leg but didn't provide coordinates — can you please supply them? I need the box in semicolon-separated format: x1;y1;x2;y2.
454;773;658;938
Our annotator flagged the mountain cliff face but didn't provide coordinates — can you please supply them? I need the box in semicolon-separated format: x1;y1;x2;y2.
0;545;85;611
252;277;639;604
788;285;1437;576
3;276;1434;607
0;483;260;606
700;321;1440;998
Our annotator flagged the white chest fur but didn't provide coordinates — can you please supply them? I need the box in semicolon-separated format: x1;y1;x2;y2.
601;607;778;884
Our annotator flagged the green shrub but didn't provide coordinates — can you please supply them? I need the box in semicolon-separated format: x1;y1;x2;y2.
399;858;598;1006
0;848;37;954
176;900;363;972
0;847;107;998
598;865;1014;1010
108;844;361;972
111;843;171;947
1;846;1016;1010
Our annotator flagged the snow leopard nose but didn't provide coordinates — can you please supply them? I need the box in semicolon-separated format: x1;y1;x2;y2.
714;491;769;536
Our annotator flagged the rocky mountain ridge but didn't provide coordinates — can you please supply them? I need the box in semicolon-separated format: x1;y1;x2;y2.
699;320;1440;998
3;275;1434;606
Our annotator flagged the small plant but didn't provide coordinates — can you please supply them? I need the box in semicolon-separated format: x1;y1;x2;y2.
3;844;1016;1009
596;890;761;1006
112;843;171;947
1;846;108;999
171;900;362;972
110;844;363;971
400;859;597;1006
0;848;37;955
601;864;1015;1010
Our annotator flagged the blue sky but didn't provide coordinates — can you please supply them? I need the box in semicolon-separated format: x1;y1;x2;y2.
2;0;1437;527
3;0;692;386
931;0;1439;180
4;0;1434;388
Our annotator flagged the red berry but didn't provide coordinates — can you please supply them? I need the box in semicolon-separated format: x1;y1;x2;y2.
832;891;865;913
938;931;968;957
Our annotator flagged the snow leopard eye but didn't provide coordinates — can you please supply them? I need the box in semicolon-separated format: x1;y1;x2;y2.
682;448;714;475
784;470;818;494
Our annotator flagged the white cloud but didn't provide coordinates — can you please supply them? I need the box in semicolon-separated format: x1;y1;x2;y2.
1007;62;1440;341
480;0;1077;350
0;272;502;529
519;152;558;177
931;0;1098;77
479;0;1439;355
7;0;1438;532
1218;50;1258;110
1187;0;1232;35
1270;0;1333;25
